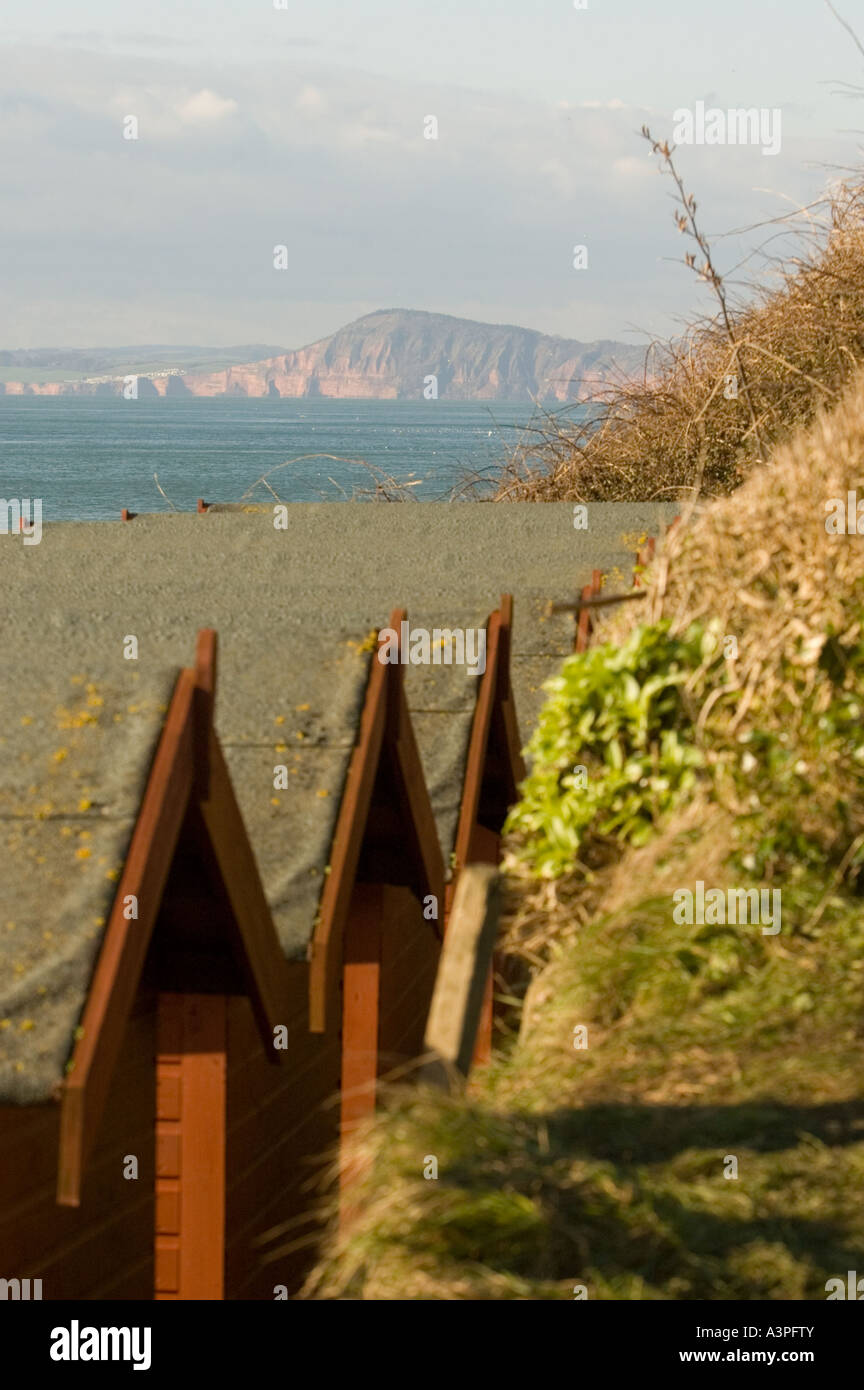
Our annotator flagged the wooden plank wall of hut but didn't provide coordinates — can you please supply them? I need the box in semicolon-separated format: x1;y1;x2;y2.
223;967;342;1299
155;993;227;1301
377;885;440;1077
0;988;157;1299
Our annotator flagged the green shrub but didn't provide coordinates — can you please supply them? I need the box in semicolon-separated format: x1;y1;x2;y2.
507;622;712;877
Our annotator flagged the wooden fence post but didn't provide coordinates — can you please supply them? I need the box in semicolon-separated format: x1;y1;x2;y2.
420;865;501;1089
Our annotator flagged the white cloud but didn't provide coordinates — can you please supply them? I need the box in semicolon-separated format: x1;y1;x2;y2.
0;43;833;347
177;88;238;124
612;155;655;179
295;84;326;113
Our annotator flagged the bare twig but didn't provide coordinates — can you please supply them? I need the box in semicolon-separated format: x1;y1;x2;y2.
153;472;179;511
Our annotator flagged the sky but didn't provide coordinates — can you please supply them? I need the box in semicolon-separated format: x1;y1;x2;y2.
1;0;863;350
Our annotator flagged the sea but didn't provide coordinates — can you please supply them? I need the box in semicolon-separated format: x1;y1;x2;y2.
0;397;560;522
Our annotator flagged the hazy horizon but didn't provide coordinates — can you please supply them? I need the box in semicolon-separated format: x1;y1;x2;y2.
2;0;863;349
0;305;650;356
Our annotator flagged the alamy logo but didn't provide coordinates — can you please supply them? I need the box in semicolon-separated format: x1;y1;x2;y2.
377;621;486;676
672;101;782;156
826;1271;864;1299
0;1277;42;1299
50;1321;151;1371
825;493;864;534
672;882;781;935
0;498;42;545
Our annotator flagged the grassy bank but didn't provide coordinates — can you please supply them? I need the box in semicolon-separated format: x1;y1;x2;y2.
494;181;864;504
301;360;864;1300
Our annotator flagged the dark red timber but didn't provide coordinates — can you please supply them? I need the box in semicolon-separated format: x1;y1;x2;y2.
446;595;524;1065
4;592;527;1296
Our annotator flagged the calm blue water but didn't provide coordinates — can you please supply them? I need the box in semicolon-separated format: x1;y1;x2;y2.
0;397;550;520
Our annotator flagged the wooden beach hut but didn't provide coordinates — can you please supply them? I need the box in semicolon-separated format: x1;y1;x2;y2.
0;511;526;1300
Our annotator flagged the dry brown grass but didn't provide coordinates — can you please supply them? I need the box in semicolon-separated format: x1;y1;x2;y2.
606;358;864;798
498;361;864;964
494;182;864;502
499;789;724;965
